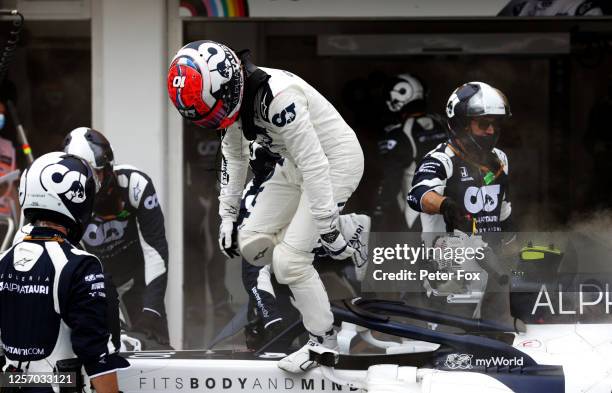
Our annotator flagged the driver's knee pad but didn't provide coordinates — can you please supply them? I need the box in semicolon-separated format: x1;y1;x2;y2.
239;230;277;267
272;243;315;285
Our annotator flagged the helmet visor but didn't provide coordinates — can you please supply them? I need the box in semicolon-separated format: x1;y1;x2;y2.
473;116;510;132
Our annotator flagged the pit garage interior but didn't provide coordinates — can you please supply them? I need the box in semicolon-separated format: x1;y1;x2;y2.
0;1;611;349
182;17;612;348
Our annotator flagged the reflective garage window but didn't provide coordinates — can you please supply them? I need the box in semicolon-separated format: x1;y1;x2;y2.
0;18;90;256
0;20;91;163
181;17;612;349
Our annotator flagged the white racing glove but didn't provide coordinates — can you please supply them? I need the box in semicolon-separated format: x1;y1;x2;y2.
219;220;240;259
319;217;355;260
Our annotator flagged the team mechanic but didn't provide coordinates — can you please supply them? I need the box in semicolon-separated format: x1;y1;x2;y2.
408;81;513;236
167;40;371;372
63;128;170;347
0;152;129;393
406;82;514;319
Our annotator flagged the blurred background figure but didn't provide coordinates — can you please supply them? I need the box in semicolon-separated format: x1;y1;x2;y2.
374;73;447;232
63;127;171;349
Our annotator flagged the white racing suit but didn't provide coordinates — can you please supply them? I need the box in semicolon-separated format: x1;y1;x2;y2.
219;66;364;337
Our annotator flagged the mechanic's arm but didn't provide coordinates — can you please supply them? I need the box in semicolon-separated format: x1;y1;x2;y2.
64;258;130;390
268;87;350;258
420;190;446;214
407;153;451;214
134;176;169;318
407;153;465;232
126;175;172;344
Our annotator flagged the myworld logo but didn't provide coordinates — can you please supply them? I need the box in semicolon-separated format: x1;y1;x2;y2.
445;354;524;369
475;356;524;368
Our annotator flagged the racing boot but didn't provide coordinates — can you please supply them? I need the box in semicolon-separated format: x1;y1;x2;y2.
244;318;265;351
278;329;338;373
339;213;371;281
244;301;264;351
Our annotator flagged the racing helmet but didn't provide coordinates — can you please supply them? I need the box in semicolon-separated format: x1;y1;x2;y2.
167;40;244;130
19;152;98;243
445;81;511;154
386;73;426;113
62;127;115;191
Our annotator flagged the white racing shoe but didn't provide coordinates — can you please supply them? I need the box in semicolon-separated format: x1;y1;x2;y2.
278;330;338;373
339;213;371;282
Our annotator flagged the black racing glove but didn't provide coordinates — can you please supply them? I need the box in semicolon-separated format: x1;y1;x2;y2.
440;198;471;233
133;309;170;346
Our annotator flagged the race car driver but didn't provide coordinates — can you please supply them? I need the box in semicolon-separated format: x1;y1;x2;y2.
63;127;170;347
167;40;370;372
375;73;448;231
1;152;129;393
407;81;512;235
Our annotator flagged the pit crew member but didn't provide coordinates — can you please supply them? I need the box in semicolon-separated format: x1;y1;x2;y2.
375;73;447;231
63;127;170;347
407;81;512;235
1;152;129;393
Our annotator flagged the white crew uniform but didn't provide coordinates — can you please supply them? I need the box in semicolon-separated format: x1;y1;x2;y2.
219;67;364;335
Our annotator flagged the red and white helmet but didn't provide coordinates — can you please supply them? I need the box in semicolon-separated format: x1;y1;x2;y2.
167;40;244;129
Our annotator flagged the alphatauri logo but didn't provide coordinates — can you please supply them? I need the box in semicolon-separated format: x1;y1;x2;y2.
41;163;88;203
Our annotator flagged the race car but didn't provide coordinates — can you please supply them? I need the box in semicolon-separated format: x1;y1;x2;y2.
117;237;612;393
118;296;612;393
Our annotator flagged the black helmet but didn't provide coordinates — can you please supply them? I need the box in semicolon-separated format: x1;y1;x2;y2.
446;82;511;156
19;152;98;243
63;127;115;191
